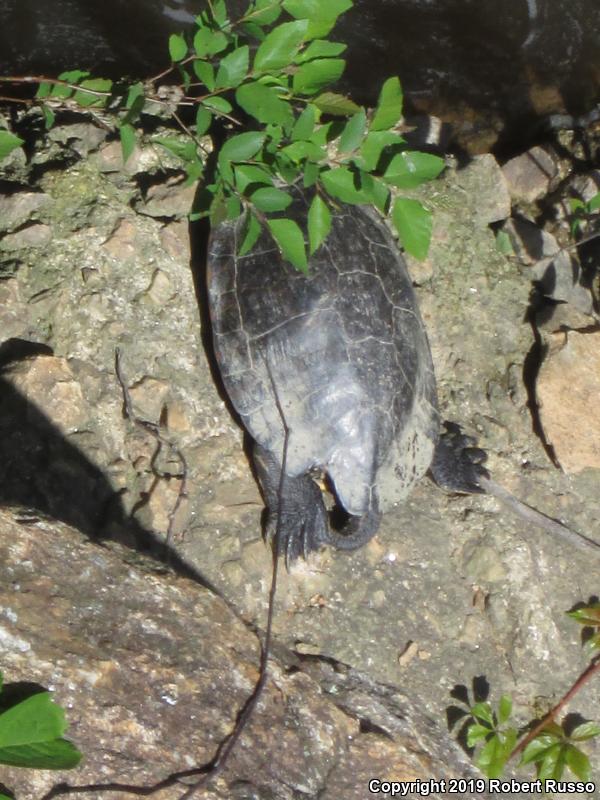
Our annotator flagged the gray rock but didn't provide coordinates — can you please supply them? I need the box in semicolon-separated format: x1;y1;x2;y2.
1;223;52;250
502;146;559;204
0;191;53;233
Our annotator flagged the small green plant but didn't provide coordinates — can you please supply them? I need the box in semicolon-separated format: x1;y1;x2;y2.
451;601;600;786
0;0;445;268
569;190;600;238
463;695;517;778
0;671;82;800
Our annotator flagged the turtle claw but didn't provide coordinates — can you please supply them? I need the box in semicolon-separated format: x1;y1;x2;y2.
430;421;490;494
265;489;329;566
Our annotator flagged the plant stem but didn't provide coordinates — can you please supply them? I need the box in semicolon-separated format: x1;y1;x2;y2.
510;657;600;761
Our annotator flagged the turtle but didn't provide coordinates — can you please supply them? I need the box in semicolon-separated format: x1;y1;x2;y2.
207;186;487;562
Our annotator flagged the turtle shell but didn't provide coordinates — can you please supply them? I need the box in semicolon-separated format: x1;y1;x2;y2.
207;188;439;516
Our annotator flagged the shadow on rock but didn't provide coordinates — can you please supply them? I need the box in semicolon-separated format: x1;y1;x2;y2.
0;339;209;586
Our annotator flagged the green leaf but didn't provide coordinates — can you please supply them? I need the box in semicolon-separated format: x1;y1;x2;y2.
338;109;367;153
476;731;516;779
320;166;370;204
383;151;445;189
210;0;229;25
0;693;65;748
226;194;242;220
470;702;494;726
0;130;24;162
169;33;188;62
236;81;293;126
239;211;262;255
274;152;301;182
308;193;331;254
359;130;404;171
240;21;266;40
125;81;144;109
495;229;513;255
297;39;346;62
154;136;197;162
282;0;352;38
303;161;319;187
476;736;502;776
250;186;293;211
184;157;205;185
196;106;213;137
291;104;317;141
42;105;56;131
218;131;266;183
391;197;432;260
254;19;309;71
193;60;216;91
537;743;562;781
193;27;229;58
119;123;136;163
0;792;12;799
371;76;403;132
313;91;360;116
57;69;89;83
244;0;283;26
234;163;274;193
202;95;233;115
585;632;600;654
121;82;145;126
215;45;250;89
587;191;600;212
466;723;491;748
565;744;591;781
220;131;267;162
570;721;600;741
36;82;51;99
497;695;512;726
520;733;561;766
72;78;112;108
309;121;340;146
293;58;345;95
0;738;82;770
282;140;324;163
567;605;600;626
267;218;307;271
351;171;389;212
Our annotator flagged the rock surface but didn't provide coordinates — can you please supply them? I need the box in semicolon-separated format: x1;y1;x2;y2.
0;507;483;800
1;124;600;799
537;330;600;473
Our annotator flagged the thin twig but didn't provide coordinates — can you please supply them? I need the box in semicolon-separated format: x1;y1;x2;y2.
480;476;600;555
114;348;188;545
0;75;112;98
177;357;287;799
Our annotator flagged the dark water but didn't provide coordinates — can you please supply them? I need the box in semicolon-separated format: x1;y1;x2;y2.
1;0;600;152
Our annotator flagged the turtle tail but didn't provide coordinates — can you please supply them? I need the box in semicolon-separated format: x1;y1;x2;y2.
323;495;381;551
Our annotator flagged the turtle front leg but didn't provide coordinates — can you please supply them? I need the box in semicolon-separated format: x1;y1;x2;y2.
429;421;489;493
253;442;329;563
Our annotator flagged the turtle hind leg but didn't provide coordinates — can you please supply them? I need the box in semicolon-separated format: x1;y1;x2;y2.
430;421;489;494
253;443;329;563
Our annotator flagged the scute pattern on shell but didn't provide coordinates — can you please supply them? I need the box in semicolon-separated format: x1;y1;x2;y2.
207;188;439;516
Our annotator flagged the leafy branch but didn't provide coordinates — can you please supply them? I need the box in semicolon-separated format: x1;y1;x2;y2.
0;0;446;268
451;601;600;784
